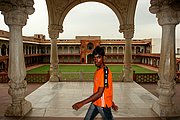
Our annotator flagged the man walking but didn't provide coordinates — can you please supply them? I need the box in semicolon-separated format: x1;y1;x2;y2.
72;46;118;120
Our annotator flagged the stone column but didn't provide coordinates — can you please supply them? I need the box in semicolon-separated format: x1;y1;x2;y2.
0;47;2;56
121;25;134;82
5;48;8;56
149;0;180;116
49;24;62;82
1;0;35;116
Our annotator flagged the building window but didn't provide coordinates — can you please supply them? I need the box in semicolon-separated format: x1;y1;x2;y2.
87;43;94;50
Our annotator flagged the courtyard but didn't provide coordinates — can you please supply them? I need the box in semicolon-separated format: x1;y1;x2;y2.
0;64;180;119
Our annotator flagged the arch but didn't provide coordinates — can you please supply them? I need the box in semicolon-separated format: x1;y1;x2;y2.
69;46;74;54
87;42;94;50
136;47;140;53
58;47;63;54
107;47;111;54
64;46;68;53
119;47;123;54
58;1;122;32
75;46;80;54
46;0;137;36
1;44;7;56
87;54;93;64
45;0;138;32
113;47;117;54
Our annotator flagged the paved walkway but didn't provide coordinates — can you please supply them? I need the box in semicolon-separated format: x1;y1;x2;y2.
25;82;159;118
0;82;180;120
0;65;180;120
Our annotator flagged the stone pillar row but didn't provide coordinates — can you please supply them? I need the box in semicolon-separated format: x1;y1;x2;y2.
149;0;180;116
1;0;35;116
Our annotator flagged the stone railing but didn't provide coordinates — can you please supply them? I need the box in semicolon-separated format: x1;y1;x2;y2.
59;72;123;82
133;73;159;83
0;72;179;83
26;74;50;83
134;72;180;83
0;73;50;83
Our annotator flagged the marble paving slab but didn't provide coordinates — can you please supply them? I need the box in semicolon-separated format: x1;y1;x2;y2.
25;82;159;118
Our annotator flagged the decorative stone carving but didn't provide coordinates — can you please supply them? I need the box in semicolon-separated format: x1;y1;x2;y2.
150;0;180;116
114;0;129;21
150;0;180;26
115;0;128;13
0;1;13;12
0;0;35;14
48;24;63;39
1;0;35;116
119;24;134;34
55;0;69;15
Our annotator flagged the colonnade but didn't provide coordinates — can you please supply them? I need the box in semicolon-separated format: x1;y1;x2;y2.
141;57;160;68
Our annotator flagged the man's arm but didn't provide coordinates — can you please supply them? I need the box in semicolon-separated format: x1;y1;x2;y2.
112;101;118;111
72;87;104;110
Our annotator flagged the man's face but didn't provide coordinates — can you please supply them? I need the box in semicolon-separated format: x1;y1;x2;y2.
93;54;104;68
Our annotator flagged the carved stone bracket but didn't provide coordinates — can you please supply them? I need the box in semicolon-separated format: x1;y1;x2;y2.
120;24;134;39
0;0;35;15
149;0;179;26
48;24;63;39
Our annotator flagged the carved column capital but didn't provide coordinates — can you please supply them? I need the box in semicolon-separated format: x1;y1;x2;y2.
120;24;134;39
1;0;35;26
149;0;179;26
48;24;63;39
3;9;28;26
119;24;134;39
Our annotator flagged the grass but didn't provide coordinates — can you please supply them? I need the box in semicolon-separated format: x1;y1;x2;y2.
27;65;50;74
27;64;156;74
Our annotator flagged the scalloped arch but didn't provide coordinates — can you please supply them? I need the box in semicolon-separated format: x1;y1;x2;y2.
58;1;123;32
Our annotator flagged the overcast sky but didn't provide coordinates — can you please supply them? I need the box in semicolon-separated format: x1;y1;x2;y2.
0;0;180;40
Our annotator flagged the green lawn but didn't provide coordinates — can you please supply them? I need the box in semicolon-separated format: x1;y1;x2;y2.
27;64;155;74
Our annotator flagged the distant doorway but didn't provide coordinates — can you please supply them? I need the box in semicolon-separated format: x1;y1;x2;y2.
87;54;93;64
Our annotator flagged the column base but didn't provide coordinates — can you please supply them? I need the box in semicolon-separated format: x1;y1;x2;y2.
5;100;32;116
121;77;133;82
121;70;133;82
152;101;180;117
49;75;60;82
121;65;133;82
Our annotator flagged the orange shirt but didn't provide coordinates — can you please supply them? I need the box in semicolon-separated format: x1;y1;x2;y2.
93;66;113;108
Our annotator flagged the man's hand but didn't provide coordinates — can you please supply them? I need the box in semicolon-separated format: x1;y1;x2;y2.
112;102;118;111
72;102;84;111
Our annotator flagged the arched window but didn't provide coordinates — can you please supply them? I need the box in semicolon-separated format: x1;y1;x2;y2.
107;47;111;54
119;47;123;54
1;44;7;56
69;47;74;54
87;43;94;50
75;47;80;54
113;47;117;54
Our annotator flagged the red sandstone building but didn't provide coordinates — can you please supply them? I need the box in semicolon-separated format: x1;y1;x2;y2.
0;29;174;72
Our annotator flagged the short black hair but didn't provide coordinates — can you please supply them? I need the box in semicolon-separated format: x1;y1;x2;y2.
92;46;105;56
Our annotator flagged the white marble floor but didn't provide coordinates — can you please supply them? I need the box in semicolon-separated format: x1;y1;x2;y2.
25;82;159;118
